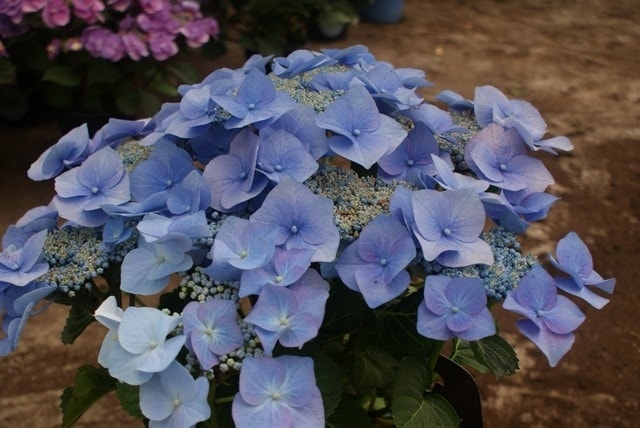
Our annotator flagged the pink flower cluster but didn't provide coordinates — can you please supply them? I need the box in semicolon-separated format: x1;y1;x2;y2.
0;0;219;61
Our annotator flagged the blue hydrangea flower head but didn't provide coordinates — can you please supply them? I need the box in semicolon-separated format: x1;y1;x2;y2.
27;123;91;181
465;124;554;193
182;299;244;370
211;68;297;129
503;265;586;366
120;232;193;295
232;355;324;428
315;85;408;169
244;278;329;354
417;275;495;341
548;232;615;309
140;361;210;428
250;177;340;263
53;146;131;227
0;229;49;287
202;128;269;213
334;215;416;308
411;188;494;267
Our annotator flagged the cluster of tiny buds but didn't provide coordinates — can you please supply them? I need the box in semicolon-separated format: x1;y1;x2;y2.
421;227;537;299
178;267;240;303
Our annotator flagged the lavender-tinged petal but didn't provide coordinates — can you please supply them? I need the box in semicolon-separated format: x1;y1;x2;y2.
516;319;574;367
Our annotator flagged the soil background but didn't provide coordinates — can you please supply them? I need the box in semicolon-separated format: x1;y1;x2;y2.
1;0;639;426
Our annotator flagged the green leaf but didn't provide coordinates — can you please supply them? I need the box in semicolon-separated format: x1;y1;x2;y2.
115;86;140;117
351;346;398;391
392;394;459;428
326;396;371;428
42;66;82;87
450;340;490;374
0;59;17;84
115;382;144;420
470;335;519;379
60;365;117;428
318;282;371;341
61;303;96;345
309;350;344;418
139;90;162;117
166;61;198;85
391;357;432;402
87;62;122;85
374;291;439;359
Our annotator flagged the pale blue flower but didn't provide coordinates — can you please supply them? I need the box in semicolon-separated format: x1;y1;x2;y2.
211;68;297;129
256;129;318;183
205;216;278;282
321;44;376;66
473;85;573;153
417;275;495;341
136;212;210;243
0;229;49;287
27;123;91;181
272;49;334;78
315;85;407;169
202;128;269;213
232;355;324;428
465;124;554;193
182;299;244;370
244;274;329;353
0;282;55;355
13;203;58;236
240;248;315;297
94;295;124;368
250;177;340;263
411;189;494;267
377;122;440;186
425;154;490;193
548;232;615;309
435;89;474;111
503;265;586;367
53;147;131;227
351;62;423;110
334;215;416;308
140;361;210;428
402;103;468;143
265;106;330;160
120;233;193;295
106;306;186;385
91;118;150;153
130;140;197;203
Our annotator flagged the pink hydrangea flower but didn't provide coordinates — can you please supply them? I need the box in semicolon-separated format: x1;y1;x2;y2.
42;0;71;28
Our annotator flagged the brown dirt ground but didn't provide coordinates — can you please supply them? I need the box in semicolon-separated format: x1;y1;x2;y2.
1;0;639;426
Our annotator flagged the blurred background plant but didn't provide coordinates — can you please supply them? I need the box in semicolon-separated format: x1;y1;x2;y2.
216;0;369;56
0;0;223;125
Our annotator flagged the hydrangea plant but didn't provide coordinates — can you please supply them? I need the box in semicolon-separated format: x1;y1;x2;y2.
0;0;221;120
0;44;616;427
